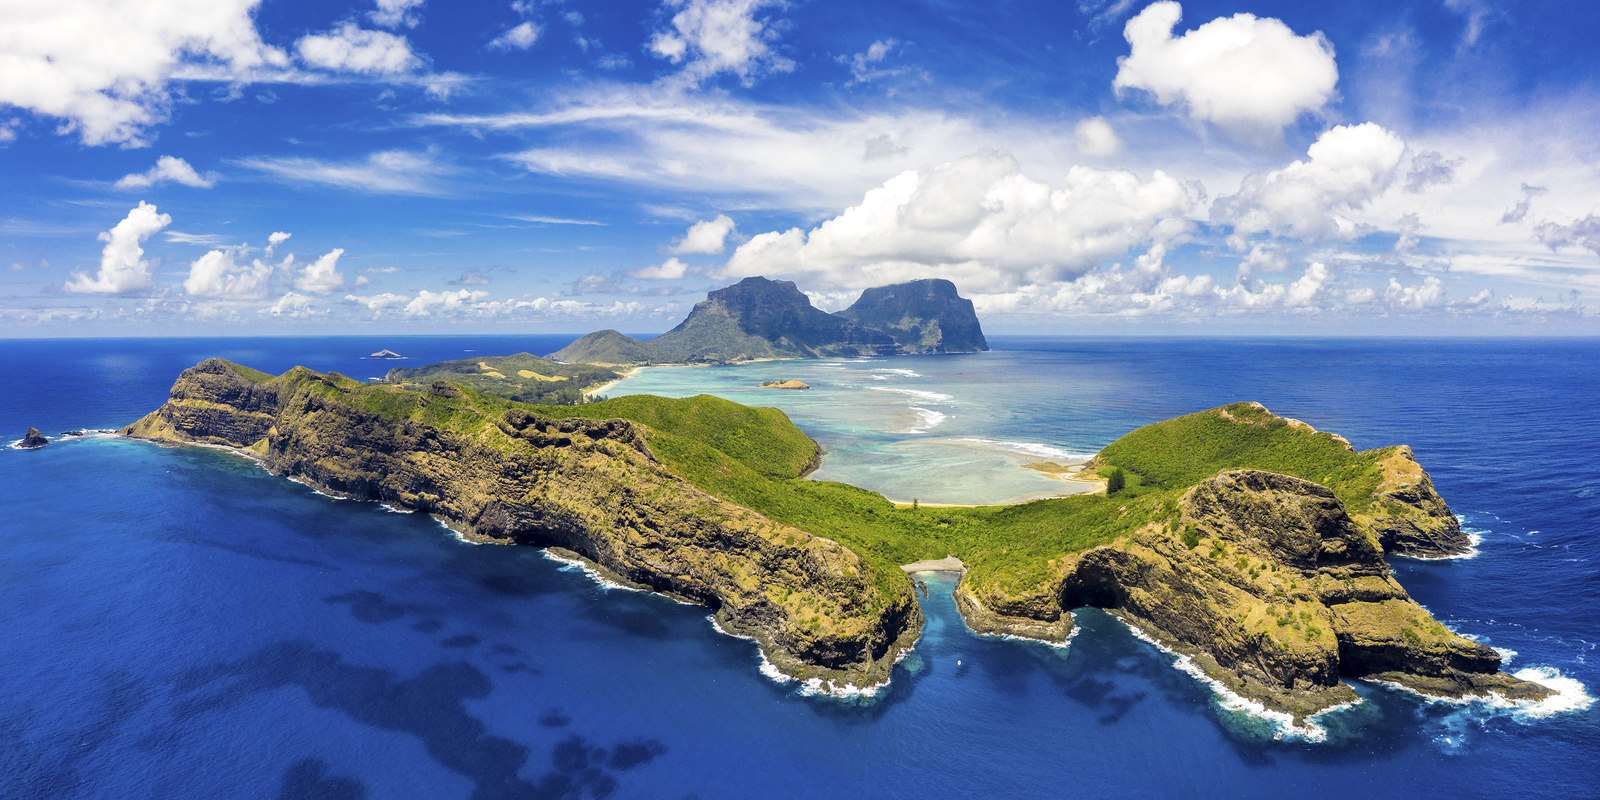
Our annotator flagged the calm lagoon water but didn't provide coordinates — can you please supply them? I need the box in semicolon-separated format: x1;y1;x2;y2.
2;336;1597;799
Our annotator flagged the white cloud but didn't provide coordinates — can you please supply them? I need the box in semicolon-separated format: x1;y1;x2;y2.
1535;214;1600;258
115;155;215;189
265;230;291;257
1113;1;1338;135
1236;241;1287;277
1073;117;1123;158
0;0;288;146
403;288;490;316
63;202;171;294
630;257;689;280
839;39;901;85
296;22;423;76
235;150;454;195
649;0;796;86
343;292;409;311
505;214;605;225
1404;150;1463;193
263;292;318;318
722;151;1194;292
489;22;541;51
183;246;278;299
1212;123;1406;240
668;214;736;254
1501;183;1547;225
293;249;346;294
371;0;426;29
863;133;909;161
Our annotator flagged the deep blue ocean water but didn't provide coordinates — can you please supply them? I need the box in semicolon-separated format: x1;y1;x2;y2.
2;336;1597;799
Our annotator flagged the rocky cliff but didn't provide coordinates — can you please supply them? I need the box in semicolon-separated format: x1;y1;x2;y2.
834;279;989;353
957;453;1548;718
122;359;920;689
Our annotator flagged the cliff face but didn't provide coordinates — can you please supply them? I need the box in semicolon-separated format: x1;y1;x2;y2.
834;279;989;353
549;276;990;366
959;469;1548;718
123;359;920;688
649;277;898;362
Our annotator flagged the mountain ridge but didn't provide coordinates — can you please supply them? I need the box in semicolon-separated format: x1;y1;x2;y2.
549;276;988;366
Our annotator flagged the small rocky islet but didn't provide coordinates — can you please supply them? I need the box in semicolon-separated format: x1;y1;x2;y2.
115;276;1551;721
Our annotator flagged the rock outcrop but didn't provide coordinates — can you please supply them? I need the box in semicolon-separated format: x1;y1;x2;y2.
122;359;920;689
958;469;1549;718
19;427;48;448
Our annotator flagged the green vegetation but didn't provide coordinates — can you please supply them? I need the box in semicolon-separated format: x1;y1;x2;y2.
192;367;1426;614
385;352;618;405
1093;401;1395;514
1105;467;1126;494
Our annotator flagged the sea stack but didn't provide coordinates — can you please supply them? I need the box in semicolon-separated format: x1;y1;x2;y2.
20;427;48;448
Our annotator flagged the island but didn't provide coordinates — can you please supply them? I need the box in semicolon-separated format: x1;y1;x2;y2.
120;361;1550;719
759;380;810;390
548;277;988;366
20;427;48;449
369;349;405;359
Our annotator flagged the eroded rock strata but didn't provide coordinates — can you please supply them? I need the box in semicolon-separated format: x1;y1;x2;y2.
122;359;920;688
958;468;1548;717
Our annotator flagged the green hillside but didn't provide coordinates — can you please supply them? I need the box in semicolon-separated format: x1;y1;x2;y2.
385;353;617;405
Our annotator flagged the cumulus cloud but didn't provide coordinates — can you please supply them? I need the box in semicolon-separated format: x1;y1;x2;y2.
1211;123;1406;240
403;288;490;316
489;22;541;51
0;0;289;146
263;292;318;318
63;201;171;294
630;257;689;280
370;0;426;29
1534;214;1600;257
649;0;795;86
722;151;1194;292
1404;150;1464;193
1073;117;1123;158
1113;1;1338;135
342;292;409;311
296;22;423;76
183;246;281;299
1500;183;1547;225
115;155;215;189
667;215;736;255
265;230;291;257
448;268;493;286
292;248;346;294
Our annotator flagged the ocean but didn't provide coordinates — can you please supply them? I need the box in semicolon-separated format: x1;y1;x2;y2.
2;335;1596;799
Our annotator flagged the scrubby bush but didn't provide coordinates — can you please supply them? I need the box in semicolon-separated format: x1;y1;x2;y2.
1107;467;1126;494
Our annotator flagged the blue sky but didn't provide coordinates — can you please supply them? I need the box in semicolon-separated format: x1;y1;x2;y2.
3;0;1598;335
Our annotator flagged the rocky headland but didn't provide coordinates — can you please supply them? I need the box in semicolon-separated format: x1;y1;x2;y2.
122;363;1547;719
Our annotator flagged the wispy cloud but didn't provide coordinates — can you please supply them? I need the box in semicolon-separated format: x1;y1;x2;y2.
504;214;606;225
233;150;457;196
